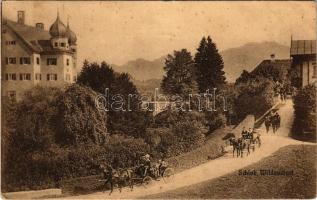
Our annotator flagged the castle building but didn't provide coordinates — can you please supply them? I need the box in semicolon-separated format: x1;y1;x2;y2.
290;39;316;87
2;11;77;100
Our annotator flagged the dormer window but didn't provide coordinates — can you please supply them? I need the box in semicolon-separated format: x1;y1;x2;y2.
61;43;65;47
54;42;58;47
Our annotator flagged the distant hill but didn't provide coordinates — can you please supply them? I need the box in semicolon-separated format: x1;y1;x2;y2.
132;78;161;95
112;41;290;83
112;57;165;81
222;41;290;82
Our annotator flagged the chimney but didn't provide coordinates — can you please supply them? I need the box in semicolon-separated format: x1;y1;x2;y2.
35;23;44;30
270;54;275;62
17;11;25;24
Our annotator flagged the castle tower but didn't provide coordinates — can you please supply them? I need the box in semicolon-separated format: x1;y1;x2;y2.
49;12;69;50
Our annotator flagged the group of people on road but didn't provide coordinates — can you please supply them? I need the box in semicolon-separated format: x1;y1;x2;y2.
241;127;255;140
278;86;288;102
275;82;297;102
140;154;168;179
264;111;281;134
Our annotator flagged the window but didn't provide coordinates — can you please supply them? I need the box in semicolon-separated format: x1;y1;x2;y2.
7;91;16;100
73;76;77;82
54;42;58;47
65;74;71;81
5;73;17;80
47;74;57;81
66;58;69;66
6;57;16;64
36;57;40;65
313;62;317;77
20;57;31;65
61;43;65;47
35;73;42;81
5;41;16;45
20;73;31;80
47;58;57;65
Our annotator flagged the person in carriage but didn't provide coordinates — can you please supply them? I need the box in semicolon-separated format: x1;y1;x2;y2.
140;154;151;177
241;127;248;139
247;128;254;140
158;158;168;177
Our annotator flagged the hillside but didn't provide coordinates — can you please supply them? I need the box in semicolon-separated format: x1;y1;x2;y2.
144;144;316;199
112;41;290;83
132;78;161;95
112;57;165;81
222;41;290;82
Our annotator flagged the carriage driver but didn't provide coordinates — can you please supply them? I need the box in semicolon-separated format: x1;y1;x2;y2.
241;127;248;139
158;158;168;176
141;154;151;176
247;128;254;140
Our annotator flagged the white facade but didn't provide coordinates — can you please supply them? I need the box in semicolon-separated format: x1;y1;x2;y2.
2;11;77;100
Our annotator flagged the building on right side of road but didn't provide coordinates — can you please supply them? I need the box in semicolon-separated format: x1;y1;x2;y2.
290;39;316;87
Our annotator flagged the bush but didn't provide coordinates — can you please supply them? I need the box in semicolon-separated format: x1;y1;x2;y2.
149;111;207;158
292;84;316;140
1;85;108;192
54;84;107;146
234;77;276;120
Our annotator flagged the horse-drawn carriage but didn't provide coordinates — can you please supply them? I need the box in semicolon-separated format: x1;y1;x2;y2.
99;161;174;195
133;161;174;185
222;128;261;158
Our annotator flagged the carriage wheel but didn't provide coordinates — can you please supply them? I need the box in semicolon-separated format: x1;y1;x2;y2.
142;176;152;186
162;168;174;183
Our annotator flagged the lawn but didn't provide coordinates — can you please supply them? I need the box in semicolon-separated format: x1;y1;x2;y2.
144;144;316;199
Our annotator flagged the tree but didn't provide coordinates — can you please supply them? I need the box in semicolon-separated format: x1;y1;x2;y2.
161;49;198;97
292;84;316;139
77;61;150;138
77;60;116;94
195;36;226;92
235;70;251;85
234;77;275;120
54;84;107;146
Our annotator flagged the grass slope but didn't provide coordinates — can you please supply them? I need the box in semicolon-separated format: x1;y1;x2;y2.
143;144;316;199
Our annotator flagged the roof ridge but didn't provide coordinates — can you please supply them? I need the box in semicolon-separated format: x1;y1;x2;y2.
4;21;38;53
4;18;50;34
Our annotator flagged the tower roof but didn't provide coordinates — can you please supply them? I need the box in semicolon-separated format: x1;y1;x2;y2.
49;13;67;38
65;22;77;45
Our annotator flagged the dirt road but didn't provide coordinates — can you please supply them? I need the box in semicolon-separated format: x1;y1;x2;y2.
67;99;314;199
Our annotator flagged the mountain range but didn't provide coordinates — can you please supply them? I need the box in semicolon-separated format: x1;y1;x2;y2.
112;41;290;83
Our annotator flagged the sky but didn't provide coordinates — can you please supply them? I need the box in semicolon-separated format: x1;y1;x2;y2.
2;1;316;66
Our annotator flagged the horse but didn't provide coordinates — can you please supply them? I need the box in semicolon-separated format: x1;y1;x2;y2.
228;137;242;157
240;138;251;157
252;134;261;147
230;137;251;158
101;165;134;195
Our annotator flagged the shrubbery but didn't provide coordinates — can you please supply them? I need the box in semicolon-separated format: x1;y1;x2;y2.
147;111;208;158
292;84;316;140
234;76;276;120
2;85;149;192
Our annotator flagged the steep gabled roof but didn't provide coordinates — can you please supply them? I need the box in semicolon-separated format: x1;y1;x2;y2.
3;18;51;53
290;40;316;56
3;18;74;54
257;59;291;69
